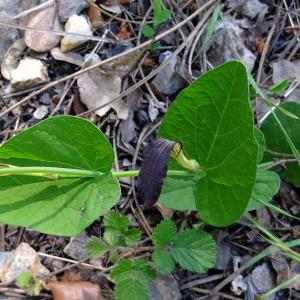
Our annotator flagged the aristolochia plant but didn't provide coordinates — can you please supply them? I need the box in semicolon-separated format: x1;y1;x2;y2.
0;61;283;237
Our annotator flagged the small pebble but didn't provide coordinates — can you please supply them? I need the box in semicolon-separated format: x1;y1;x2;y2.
33;105;49;119
61;15;93;52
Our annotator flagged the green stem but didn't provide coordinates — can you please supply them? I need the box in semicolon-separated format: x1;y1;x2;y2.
0;167;102;178
112;170;195;177
0;167;197;179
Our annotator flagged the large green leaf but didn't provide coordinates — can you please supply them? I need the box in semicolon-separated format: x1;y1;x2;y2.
159;61;258;226
159;177;197;211
0;116;120;236
246;169;280;211
260;102;300;155
0;115;113;172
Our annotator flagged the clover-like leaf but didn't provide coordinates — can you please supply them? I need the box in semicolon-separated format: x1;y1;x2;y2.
111;259;156;284
86;236;108;259
114;279;149;300
171;229;216;273
152;219;177;247
152;249;175;275
159;61;258;226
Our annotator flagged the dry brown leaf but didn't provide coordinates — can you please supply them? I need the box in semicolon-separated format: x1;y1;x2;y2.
87;5;103;29
49;281;104;300
117;0;131;4
77;68;128;119
117;22;130;40
256;37;265;55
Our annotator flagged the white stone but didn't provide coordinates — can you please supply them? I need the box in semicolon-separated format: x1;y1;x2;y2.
33;105;48;119
10;57;49;90
61;15;93;52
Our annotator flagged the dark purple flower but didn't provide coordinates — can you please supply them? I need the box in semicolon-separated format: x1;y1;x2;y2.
138;138;181;209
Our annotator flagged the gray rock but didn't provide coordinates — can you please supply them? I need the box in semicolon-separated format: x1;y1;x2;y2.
148;276;182;300
228;0;268;19
0;12;19;64
152;51;187;95
33;105;48;119
63;234;90;261
0;0;39;17
57;0;89;22
244;263;276;300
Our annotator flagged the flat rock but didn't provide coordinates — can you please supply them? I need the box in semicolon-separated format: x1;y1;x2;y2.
63;234;90;261
0;242;50;283
57;0;89;22
1;38;26;80
0;0;39;17
148;276;182;300
61;15;93;52
25;4;63;52
228;0;268;19
10;57;49;90
0;12;19;64
152;51;187;95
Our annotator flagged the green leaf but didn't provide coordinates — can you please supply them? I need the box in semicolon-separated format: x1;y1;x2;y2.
104;211;130;232
260;102;300;155
152;219;177;247
284;163;300;187
152;249;175;274
159;176;196;211
247;169;280;211
0;116;120;236
125;228;141;246
142;24;155;38
254;127;266;163
111;259;156;284
154;9;171;27
270;80;289;94
159;61;258;226
86;236;108;259
0;116;113;172
0;173;119;236
171;229;216;273
114;279;149;300
103;211;140;247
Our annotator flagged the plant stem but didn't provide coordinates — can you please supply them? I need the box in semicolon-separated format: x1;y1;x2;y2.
112;170;195;177
0;167;102;178
0;167;197;179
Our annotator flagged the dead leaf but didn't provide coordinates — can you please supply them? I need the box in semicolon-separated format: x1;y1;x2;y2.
117;0;131;4
49;281;104;300
101;48;146;78
87;5;103;29
256;37;265;55
77;68;128;119
51;47;84;66
117;22;130;40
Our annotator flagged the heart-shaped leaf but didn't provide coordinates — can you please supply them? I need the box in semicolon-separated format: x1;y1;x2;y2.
159;61;258;226
0;116;120;236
